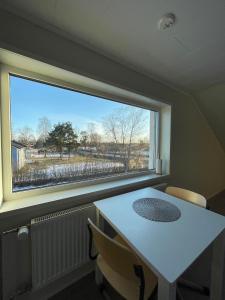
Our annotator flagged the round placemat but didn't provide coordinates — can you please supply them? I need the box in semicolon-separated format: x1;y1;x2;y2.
133;198;181;222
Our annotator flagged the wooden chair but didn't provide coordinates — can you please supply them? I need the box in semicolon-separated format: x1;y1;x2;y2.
165;186;209;298
165;186;207;208
87;218;158;300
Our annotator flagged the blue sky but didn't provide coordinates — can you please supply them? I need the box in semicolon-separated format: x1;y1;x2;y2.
10;75;149;139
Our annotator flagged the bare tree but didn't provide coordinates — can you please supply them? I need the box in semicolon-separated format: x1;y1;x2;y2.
131;138;149;170
37;117;51;140
80;131;88;149
103;107;146;171
17;126;36;147
87;123;102;150
37;117;51;156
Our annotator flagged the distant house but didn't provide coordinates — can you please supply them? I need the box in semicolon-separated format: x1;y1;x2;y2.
12;141;26;172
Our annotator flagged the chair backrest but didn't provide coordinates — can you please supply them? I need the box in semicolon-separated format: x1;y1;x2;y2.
87;218;141;282
165;186;207;208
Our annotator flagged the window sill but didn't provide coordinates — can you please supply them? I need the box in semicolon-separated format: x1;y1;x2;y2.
0;173;169;228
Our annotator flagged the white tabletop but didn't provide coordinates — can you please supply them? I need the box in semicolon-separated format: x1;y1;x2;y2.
94;187;225;283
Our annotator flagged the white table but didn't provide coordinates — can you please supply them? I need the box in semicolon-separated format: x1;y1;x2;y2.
94;187;225;300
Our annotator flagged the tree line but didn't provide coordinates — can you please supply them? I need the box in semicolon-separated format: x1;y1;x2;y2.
13;108;149;169
14;118;103;157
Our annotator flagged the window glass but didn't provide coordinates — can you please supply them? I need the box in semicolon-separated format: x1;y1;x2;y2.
10;75;153;192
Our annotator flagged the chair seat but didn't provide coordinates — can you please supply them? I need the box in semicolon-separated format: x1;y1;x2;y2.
96;235;157;300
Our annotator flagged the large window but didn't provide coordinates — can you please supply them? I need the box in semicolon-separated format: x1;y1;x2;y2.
10;75;157;192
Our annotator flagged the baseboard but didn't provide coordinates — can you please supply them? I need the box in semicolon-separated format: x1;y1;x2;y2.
19;261;94;300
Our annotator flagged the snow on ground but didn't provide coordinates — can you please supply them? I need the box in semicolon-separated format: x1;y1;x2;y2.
44;161;123;175
26;161;124;178
13;161;125;191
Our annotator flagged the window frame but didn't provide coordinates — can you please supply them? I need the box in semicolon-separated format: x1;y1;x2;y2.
0;64;162;201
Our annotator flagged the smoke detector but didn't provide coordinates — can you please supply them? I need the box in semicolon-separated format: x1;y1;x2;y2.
158;13;176;30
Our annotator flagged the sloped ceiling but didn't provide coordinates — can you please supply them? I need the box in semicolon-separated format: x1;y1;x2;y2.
194;85;225;151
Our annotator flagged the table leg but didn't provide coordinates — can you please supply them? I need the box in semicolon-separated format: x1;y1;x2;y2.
158;277;176;300
210;230;225;300
96;208;104;230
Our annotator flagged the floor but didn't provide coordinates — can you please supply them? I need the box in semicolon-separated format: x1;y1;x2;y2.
51;190;225;300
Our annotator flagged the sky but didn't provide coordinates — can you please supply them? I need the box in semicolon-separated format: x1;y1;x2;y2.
10;75;150;140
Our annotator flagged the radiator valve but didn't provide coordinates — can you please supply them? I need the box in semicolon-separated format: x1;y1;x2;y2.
17;226;29;240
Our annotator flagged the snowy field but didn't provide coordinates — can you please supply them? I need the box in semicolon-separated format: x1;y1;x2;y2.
13;160;126;191
31;161;124;177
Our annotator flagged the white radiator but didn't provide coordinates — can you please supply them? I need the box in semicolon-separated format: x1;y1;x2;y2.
31;204;96;290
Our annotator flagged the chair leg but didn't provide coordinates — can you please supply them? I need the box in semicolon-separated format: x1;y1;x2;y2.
176;288;184;300
95;264;104;286
148;285;184;300
98;283;105;293
178;278;210;296
95;265;111;299
98;283;112;300
148;284;158;300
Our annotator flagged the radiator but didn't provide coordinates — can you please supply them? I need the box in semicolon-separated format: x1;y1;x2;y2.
31;204;96;290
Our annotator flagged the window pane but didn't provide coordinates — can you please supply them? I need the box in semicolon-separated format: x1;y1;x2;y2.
10;75;153;192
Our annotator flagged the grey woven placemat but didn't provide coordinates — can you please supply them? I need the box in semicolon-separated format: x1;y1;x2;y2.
133;198;181;222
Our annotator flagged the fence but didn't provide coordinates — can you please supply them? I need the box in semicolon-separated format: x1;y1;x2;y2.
13;161;129;189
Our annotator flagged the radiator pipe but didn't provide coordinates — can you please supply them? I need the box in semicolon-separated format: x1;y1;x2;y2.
2;224;30;236
17;226;29;240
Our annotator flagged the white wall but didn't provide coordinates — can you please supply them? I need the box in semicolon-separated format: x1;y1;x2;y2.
169;97;225;197
194;84;225;151
0;9;224;199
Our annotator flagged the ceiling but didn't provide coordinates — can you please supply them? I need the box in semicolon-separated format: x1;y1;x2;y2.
1;0;225;93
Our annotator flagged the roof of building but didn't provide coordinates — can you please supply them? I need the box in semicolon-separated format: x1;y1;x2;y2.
12;141;26;149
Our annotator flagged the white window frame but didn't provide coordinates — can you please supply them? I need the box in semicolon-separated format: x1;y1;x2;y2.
0;60;166;202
